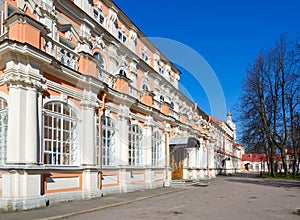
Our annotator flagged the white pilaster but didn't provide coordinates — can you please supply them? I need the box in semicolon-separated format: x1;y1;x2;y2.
81;101;97;166
24;88;38;164
117;105;130;166
5;70;45;165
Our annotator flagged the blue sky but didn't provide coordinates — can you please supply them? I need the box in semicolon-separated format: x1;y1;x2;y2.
113;0;300;121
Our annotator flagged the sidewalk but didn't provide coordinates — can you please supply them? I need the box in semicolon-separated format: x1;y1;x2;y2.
0;186;189;220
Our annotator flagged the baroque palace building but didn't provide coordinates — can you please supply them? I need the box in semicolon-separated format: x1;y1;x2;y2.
0;0;244;210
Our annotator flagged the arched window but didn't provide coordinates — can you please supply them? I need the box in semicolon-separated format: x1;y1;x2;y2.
96;115;116;166
159;95;164;103
128;124;143;166
94;52;105;78
0;98;8;165
170;102;174;110
152;131;162;166
142;84;149;91
43;102;79;166
119;68;127;76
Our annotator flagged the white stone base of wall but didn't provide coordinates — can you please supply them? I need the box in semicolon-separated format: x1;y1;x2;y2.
0;196;47;211
0;189;104;211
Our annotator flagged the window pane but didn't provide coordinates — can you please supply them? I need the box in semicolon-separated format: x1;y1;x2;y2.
43;102;78;165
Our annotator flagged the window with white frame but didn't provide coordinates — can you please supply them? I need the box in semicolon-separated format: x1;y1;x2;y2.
142;83;149;91
93;52;105;78
96;115;116;166
159;65;164;75
159;95;164;103
93;8;105;25
170;102;174;110
0;98;8;165
141;49;149;63
128;124;143;166
119;68;127;76
118;30;127;44
43;102;79;166
152;131;162;166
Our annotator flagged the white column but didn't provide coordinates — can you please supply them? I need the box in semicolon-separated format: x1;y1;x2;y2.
24;88;38;164
6;86;24;164
81;103;96;166
6;86;40;165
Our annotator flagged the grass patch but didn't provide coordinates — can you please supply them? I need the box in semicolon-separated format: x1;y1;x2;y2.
258;172;300;180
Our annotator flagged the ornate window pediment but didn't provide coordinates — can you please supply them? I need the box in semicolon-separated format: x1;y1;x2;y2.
57;23;81;44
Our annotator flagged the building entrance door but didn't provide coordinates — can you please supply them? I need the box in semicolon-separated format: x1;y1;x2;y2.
170;146;184;179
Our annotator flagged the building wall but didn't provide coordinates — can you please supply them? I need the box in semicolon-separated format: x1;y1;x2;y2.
0;0;243;210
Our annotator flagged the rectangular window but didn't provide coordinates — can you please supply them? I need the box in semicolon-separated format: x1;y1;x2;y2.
93;8;105;25
43;102;79;166
159;66;164;75
142;52;149;63
118;31;127;43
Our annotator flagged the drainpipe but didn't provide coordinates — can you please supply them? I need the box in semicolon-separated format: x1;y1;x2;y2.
165;132;170;186
98;93;106;167
98;93;106;189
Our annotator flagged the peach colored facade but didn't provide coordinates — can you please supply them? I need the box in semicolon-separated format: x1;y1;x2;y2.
0;0;243;210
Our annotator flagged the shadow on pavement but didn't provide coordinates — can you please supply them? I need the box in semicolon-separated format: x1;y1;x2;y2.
224;174;300;189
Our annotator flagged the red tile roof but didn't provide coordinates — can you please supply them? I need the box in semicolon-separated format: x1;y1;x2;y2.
242;152;293;162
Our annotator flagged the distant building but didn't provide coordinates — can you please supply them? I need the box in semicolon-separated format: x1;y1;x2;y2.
0;0;243;210
211;113;244;175
242;150;298;173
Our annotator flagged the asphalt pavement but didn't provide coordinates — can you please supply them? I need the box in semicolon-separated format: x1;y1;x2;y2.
1;174;299;220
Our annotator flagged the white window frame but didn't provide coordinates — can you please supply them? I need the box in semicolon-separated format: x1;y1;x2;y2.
43;101;79;166
93;52;106;78
118;30;127;44
128;124;143;166
159;65;164;75
0;98;8;165
141;51;149;63
152;131;162;167
159;95;164;103
142;83;149;91
93;8;105;26
96;115;116;166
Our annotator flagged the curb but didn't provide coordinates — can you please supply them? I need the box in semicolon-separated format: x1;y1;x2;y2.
34;188;187;220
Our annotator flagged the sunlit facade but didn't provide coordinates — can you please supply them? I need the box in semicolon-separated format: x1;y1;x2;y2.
0;0;243;210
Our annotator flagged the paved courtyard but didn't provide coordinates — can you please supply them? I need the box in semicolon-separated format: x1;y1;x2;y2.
1;175;299;220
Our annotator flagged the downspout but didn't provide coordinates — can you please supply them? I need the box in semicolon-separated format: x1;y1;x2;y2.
98;93;106;189
165;132;170;186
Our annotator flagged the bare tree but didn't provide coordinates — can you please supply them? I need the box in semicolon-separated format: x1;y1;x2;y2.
239;35;300;178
